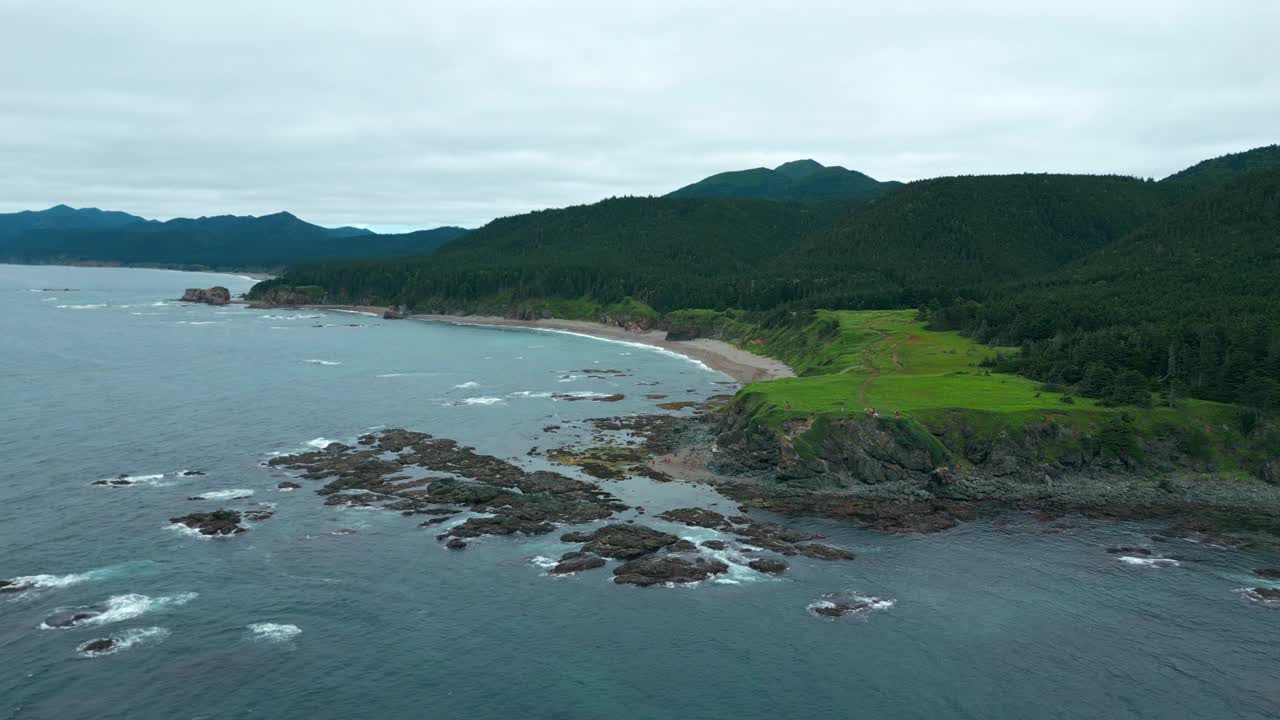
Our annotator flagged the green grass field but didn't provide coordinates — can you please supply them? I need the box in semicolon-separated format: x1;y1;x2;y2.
724;309;1262;471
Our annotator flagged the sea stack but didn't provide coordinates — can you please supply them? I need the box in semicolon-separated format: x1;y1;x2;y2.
179;286;231;305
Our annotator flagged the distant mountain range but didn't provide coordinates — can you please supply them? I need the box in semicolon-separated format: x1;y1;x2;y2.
668;159;900;201
0;206;467;270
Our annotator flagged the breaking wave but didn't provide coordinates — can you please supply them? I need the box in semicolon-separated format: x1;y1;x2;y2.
79;592;198;626
248;622;303;642
455;381;480;388
56;304;107;310
302;359;342;366
1117;556;1180;567
189;489;254;501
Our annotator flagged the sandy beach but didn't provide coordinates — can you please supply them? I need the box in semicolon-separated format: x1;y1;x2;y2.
243;302;794;384
408;314;794;384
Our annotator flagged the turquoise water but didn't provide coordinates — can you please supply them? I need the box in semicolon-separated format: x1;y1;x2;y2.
2;264;1278;720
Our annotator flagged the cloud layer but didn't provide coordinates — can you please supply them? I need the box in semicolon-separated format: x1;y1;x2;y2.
3;1;1277;229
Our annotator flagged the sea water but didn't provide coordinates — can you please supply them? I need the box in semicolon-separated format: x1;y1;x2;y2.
1;265;1278;719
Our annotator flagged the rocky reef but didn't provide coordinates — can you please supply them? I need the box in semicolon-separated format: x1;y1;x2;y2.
178;286;231;305
169;509;247;535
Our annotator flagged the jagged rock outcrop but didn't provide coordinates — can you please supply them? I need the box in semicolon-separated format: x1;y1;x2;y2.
179;286;231;305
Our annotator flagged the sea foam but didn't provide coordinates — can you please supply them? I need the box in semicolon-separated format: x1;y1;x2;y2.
248;622;302;642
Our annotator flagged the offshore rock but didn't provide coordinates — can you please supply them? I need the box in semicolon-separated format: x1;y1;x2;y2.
562;524;681;559
550;552;607;575
612;556;730;586
169;509;245;535
179;286;231;305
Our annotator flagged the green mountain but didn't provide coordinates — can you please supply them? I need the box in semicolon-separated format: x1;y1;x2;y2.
1160;144;1280;196
0;207;467;270
667;159;900;201
0;204;152;238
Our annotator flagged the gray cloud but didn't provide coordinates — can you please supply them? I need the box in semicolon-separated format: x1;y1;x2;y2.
2;0;1277;229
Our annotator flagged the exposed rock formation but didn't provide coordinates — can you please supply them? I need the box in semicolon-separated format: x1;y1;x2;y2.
178;286;231;305
169;509;246;535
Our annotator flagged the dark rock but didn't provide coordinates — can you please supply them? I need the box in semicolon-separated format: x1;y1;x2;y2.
613;556;730;586
550;553;606;574
1251;587;1280;600
179;470;206;477
1252;568;1280;579
179;287;231;305
324;492;382;507
656;507;732;530
242;510;274;521
809;592;891;618
668;540;698;553
169;509;245;535
748;558;788;574
78;638;116;654
570;524;681;559
700;540;727;550
656;401;699;411
1106;546;1152;555
591;394;625;402
445;538;467;550
795;543;857;561
277;481;301;490
92;478;134;487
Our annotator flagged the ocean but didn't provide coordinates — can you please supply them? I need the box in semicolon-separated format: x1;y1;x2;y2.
1;264;1277;720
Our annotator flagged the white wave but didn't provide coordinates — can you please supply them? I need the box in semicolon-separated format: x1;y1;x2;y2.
455;381;480;389
56;303;107;310
248;622;302;642
190;489;254;501
327;309;379;317
529;556;559;570
81;592;198;626
529;327;712;371
377;373;406;378
258;313;322;320
509;390;553;398
150;301;169;306
6;568;108;594
458;397;504;405
77;627;171;657
166;524;210;539
554;391;609;399
557;374;580;383
1118;556;1180;567
130;311;164;315
301;359;341;366
41;296;59;301
306;437;338;449
177;320;221;325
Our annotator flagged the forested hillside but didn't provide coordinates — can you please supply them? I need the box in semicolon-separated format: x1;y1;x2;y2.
257;196;855;310
253;145;1280;409
0;208;467;270
926;167;1280;411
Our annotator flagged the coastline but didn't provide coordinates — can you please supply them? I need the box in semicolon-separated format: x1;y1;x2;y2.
243;303;793;384
409;314;794;384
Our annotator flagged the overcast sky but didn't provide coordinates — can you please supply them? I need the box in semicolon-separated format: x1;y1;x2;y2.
2;1;1277;231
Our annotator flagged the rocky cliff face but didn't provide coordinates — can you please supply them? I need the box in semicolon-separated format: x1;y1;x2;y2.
709;399;1280;519
179;286;231;305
